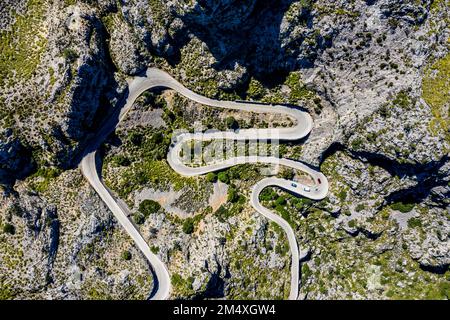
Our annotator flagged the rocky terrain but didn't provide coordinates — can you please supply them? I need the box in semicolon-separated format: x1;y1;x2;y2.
0;0;449;299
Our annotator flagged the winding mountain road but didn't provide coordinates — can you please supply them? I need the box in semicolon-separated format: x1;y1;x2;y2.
80;68;328;301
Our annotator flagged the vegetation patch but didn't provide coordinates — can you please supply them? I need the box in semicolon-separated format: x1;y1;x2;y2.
171;273;195;297
2;223;15;235
390;202;415;213
28;167;62;193
284;72;315;103
0;0;48;86
121;250;132;261
226;221;290;299
407;217;422;228
139;199;161;217
422;53;450;141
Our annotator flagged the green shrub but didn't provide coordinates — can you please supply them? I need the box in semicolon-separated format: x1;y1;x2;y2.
63;48;78;63
280;168;295;180
342;209;352;216
438;282;450;299
338;189;347;201
215;205;230;222
133;213;145;225
247;78;265;99
171;273;183;287
227;187;239;203
302;263;312;279
285;71;315;102
151;132;164;144
259;188;278;201
407;217;422;228
275;205;291;226
33;167;61;179
121;250;132;261
226;116;238;129
275;196;287;206
390;202;414;213
218;172;230;184
205;172;217;183
3;223;15;235
348;219;356;228
150;246;160;254
351;138;364;150
128;131;143;146
182;218;194;234
139;199;161;217
112;155;131;167
393;91;411;109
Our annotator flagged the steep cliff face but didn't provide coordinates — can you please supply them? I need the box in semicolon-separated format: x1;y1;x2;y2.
118;0;328;77
0;0;449;300
0;131;34;185
0;1;123;185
